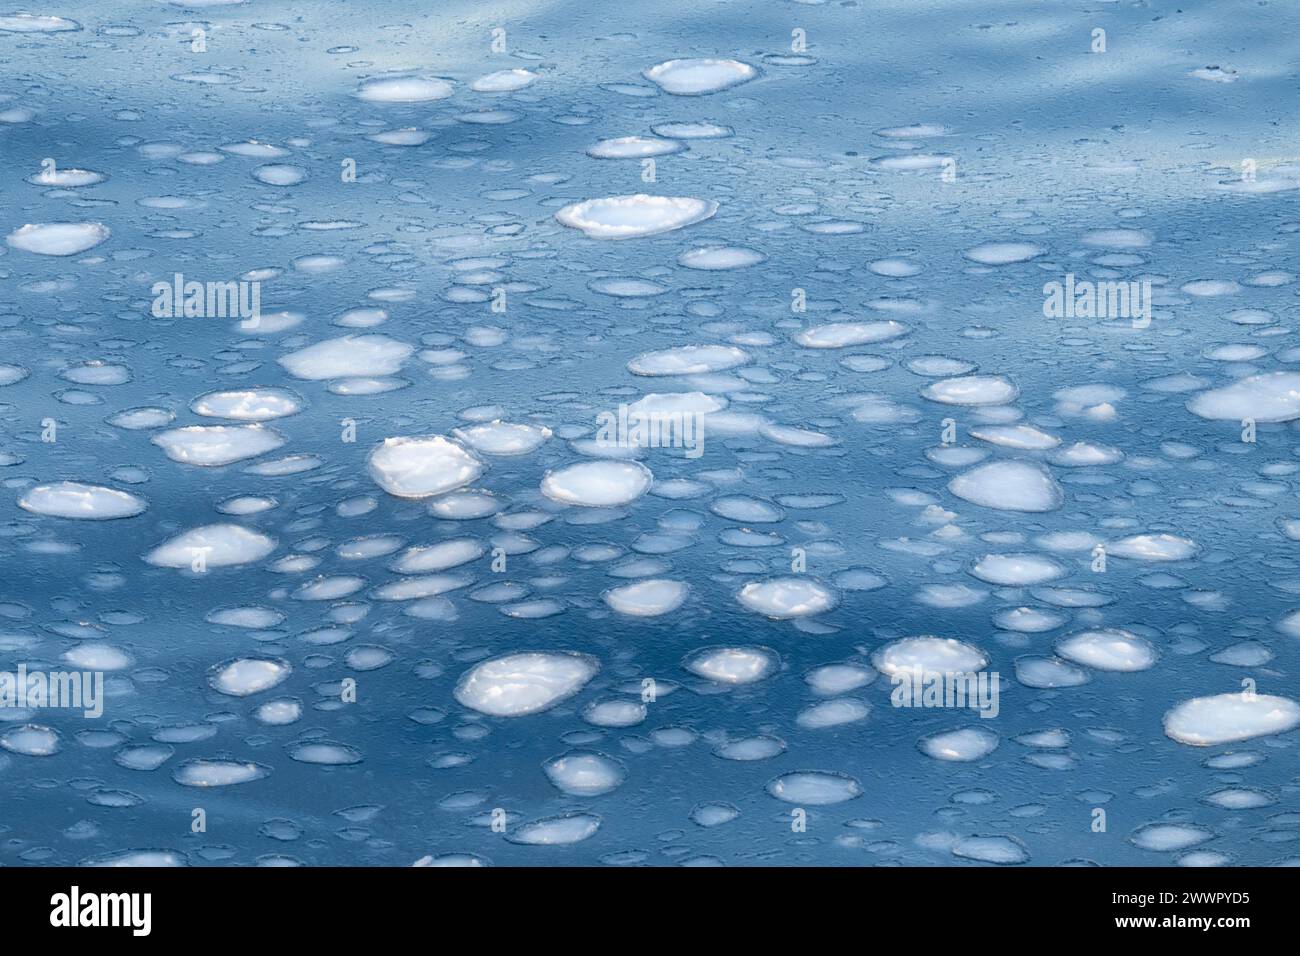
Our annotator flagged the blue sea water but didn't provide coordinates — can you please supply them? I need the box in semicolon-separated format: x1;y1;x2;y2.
1;0;1299;867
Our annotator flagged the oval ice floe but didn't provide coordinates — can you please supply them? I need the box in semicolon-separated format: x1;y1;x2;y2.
454;652;599;717
970;553;1065;586
18;481;146;519
541;460;652;507
795;321;908;348
287;742;363;765
603;579;689;617
451;421;551;456
627;344;748;375
191;387;302;421
279;335;413;380
963;241;1044;265
872;636;988;678
1056;629;1157;672
1130;823;1215;852
952;835;1029;864
587;135;683;159
736;577;836;619
6;222;109;256
145;524;274;569
918;727;999;762
173;759;271;787
508;813;601;845
209;658;290;696
643;58;757;95
766;771;861;805
368;436;484;499
542;750;626;796
1187;372;1300;423
556;194;718;239
152;424;285;467
683;645;778;684
356;75;454;102
1106;533;1198;562
921;375;1018;406
677;246;765;270
949;460;1063;513
1163;692;1300;746
470;68;537;92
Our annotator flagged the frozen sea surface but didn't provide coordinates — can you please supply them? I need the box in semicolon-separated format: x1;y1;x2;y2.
1;0;1299;867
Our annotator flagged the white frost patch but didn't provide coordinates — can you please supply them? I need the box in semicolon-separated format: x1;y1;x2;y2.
604;579;689;616
949;460;1063;512
643;58;757;95
152;424;285;466
556;195;718;239
6;222;109;256
454;652;599;717
1056;629;1158;672
279;335;413;380
1163;693;1300;746
145;524;275;568
541;460;652;507
18;482;146;519
368;436;484;499
1187;372;1300;423
736;577;836;619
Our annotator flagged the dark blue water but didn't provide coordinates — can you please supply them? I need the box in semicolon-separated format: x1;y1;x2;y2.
1;0;1298;866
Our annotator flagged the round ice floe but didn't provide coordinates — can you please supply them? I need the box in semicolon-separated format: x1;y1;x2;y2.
970;553;1065;586
711;495;783;522
6;222;109;255
994;606;1066;633
683;646;777;684
603;579;689;616
173;759;270;787
454;652;599;717
963;242;1044;265
555;195;717;239
191;387;301;421
643;58;757;95
27;166;105;187
1014;656;1089;688
279;335;413;380
584;699;646;727
145;524;275;569
368;436;483;499
1130;824;1215;852
796;698;870;729
922;375;1018;406
736;577;836;619
391;539;484;574
508;813;601;845
949;460;1063;513
587;136;683;159
541;460;652;507
288;742;362;765
1056;629;1157;672
470;68;537;92
970;424;1059;450
209;658;290;697
356;75;454;102
952;835;1029;864
1107;533;1197;562
589;277;668;297
1187;372;1300;422
1202;787;1275;810
1163;692;1300;746
542;751;626;796
451;421;550;456
651;121;733;139
152;424;285;466
872;637;988;679
0;724;60;756
206;606;283;629
0;14;80;31
252;164;305;186
795;321;908;348
806;663;876;695
677;246;765;270
627;344;748;375
18;482;146;520
766;771;861;805
919;727;999;762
